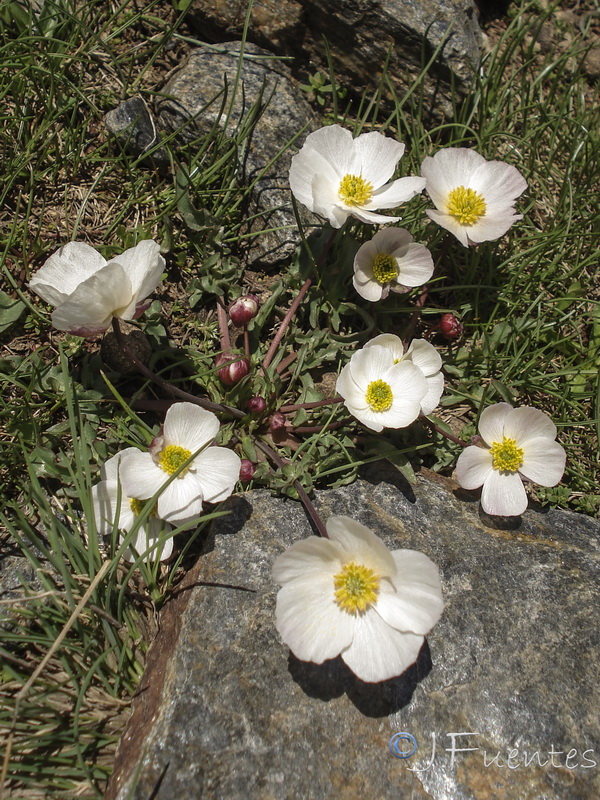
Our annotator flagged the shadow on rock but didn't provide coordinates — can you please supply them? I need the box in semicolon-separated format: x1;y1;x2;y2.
359;462;417;504
288;640;432;718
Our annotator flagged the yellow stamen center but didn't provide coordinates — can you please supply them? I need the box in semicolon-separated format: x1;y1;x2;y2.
447;186;487;226
334;562;380;614
372;253;399;284
365;379;393;412
158;444;192;475
338;174;374;207
490;436;524;473
129;498;157;517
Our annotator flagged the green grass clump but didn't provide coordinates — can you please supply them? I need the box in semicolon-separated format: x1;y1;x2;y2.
0;0;598;794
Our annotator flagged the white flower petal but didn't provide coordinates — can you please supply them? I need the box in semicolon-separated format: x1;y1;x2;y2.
29;242;107;307
92;481;132;536
347;345;395;385
298;125;354;177
352;271;384;302
455;445;493;490
275;574;355;663
481;469;528;516
503;406;557;445
470;161;527;210
51;262;133;333
100;447;141;483
421;148;486;204
477;402;514;447
119;450;167;499
425;210;470;247
125;518;174;563
405;339;442;377
420;372;445;415
520;438;566;487
163;402;220;451
352;131;405;187
367;176;426;209
348;207;402;225
464;213;522;244
192;446;241;503
112;239;165;303
272;536;343;584
386;360;428;404
157;473;205;523
326;516;397;577
341;609;425;682
376;550;444;634
364;333;405;363
289;147;341;212
372;226;413;254
395;242;434;286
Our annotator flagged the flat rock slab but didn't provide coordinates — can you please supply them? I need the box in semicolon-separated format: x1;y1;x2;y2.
107;466;600;799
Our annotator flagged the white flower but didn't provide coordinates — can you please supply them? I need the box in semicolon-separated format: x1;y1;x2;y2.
28;239;165;336
353;228;434;302
119;402;241;525
336;343;428;432
272;516;444;683
420;148;527;247
91;449;174;562
364;334;444;416
289;125;426;228
455;403;566;516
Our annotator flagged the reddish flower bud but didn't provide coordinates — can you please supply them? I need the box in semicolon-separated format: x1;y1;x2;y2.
246;395;267;414
269;412;287;431
239;459;256;483
215;353;250;386
229;294;259;327
439;313;464;341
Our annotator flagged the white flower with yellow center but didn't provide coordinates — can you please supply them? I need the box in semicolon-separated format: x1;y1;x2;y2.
91;449;174;562
272;516;444;683
455;403;566;516
336;344;427;433
420;148;527;247
289;125;426;228
28;240;165;336
353;228;434;302
364;334;444;416
119;402;242;524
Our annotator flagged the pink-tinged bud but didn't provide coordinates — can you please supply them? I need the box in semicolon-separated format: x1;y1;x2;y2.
269;412;287;431
229;294;259;327
439;313;464;341
215;353;250;386
246;396;267;414
239;459;256;483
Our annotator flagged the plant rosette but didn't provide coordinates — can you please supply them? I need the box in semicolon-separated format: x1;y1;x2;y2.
353;227;434;302
364;334;444;416
28;239;165;336
272;516;444;683
119;402;241;524
289;124;426;228
420;148;527;247
91;448;174;562
455;403;566;516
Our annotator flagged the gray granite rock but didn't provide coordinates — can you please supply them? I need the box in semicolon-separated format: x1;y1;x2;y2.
104;96;168;167
157;42;318;265
106;465;600;799
183;0;483;121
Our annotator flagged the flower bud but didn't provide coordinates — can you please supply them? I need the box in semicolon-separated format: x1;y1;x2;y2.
229;294;259;327
239;459;256;483
269;412;287;431
246;395;267;414
439;313;464;341
215;353;250;386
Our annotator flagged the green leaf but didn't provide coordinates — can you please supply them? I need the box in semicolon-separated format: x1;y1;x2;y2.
0;290;26;333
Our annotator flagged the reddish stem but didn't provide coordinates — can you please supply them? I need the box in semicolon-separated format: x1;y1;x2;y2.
261;276;313;372
254;438;329;538
111;318;244;419
280;396;344;413
422;416;469;447
217;301;231;352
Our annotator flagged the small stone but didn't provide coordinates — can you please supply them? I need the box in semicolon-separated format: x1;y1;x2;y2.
104;97;168;166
